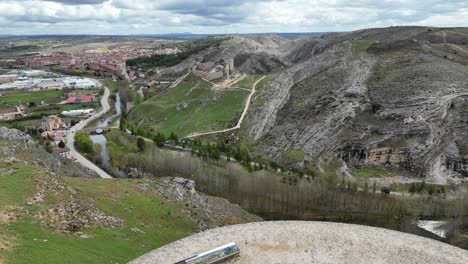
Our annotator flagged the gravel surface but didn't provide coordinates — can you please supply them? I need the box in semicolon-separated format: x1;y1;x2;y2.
130;221;468;264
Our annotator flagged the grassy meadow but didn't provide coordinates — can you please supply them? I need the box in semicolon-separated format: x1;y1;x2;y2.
128;74;249;137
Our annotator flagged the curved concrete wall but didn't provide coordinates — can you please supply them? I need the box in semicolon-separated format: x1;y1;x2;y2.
130;221;468;264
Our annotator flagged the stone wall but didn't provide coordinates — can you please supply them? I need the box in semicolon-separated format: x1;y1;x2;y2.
193;69;224;81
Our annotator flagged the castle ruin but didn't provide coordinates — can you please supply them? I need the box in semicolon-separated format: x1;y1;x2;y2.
193;58;235;81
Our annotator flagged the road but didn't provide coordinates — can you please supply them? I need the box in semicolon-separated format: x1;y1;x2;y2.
184;75;266;139
65;84;113;179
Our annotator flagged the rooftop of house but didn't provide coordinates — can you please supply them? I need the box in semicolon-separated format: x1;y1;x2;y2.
0;107;21;114
66;94;96;104
56;147;70;153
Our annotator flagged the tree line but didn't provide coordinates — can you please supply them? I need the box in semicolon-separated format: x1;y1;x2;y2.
126;37;230;68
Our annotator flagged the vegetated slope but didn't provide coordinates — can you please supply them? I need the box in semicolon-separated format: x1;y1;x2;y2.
127;74;249;137
126;35;300;137
0;128;260;263
243;26;468;183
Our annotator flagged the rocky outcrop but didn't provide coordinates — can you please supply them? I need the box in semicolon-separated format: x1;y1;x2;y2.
0;127;98;178
246;42;375;160
339;144;411;168
152;177;261;231
157;35;297;79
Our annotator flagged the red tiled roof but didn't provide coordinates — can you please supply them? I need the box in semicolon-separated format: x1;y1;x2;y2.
66;95;95;104
0;107;19;114
56;147;70;153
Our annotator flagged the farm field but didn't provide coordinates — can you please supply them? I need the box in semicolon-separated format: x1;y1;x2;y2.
0;90;63;109
0;89;100;106
128;74;249;137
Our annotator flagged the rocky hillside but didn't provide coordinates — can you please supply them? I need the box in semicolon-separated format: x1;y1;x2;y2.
0;128;260;263
0;127;98;178
242;26;468;183
143;27;468;184
156;35;294;78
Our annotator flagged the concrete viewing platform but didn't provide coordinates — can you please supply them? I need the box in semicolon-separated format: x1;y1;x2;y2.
130;221;468;264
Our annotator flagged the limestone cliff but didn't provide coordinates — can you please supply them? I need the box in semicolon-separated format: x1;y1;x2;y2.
240;27;468;183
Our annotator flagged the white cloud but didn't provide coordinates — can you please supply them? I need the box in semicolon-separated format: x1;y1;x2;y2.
0;0;467;34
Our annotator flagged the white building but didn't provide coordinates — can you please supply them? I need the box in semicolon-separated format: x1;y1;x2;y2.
61;109;94;117
37;79;66;90
0;70;100;91
22;70;47;77
0;80;36;90
62;77;100;89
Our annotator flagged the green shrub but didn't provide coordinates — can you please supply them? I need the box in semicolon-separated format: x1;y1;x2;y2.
75;132;94;154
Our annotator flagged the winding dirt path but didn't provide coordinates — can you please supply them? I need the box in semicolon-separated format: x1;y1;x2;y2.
170;71;191;88
184;75;266;139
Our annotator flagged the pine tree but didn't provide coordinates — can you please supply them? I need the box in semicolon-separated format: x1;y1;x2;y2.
137;137;145;152
168;132;179;144
153;132;166;147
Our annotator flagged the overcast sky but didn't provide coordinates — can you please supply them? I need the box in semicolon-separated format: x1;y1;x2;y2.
0;0;467;35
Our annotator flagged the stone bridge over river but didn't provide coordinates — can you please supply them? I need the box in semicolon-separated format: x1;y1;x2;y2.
130;221;468;264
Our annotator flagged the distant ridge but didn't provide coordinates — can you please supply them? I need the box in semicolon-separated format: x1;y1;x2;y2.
0;32;326;40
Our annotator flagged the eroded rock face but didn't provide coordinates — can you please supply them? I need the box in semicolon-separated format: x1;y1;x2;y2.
338;145;411;168
242;27;468;183
445;158;468;177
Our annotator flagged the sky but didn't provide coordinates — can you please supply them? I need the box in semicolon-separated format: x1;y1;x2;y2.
0;0;467;35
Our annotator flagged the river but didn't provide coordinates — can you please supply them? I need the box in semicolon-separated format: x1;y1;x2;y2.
89;92;127;178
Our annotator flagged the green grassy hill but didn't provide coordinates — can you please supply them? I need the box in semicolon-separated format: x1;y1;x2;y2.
0;162;198;264
0;126;261;263
127;74;249;137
